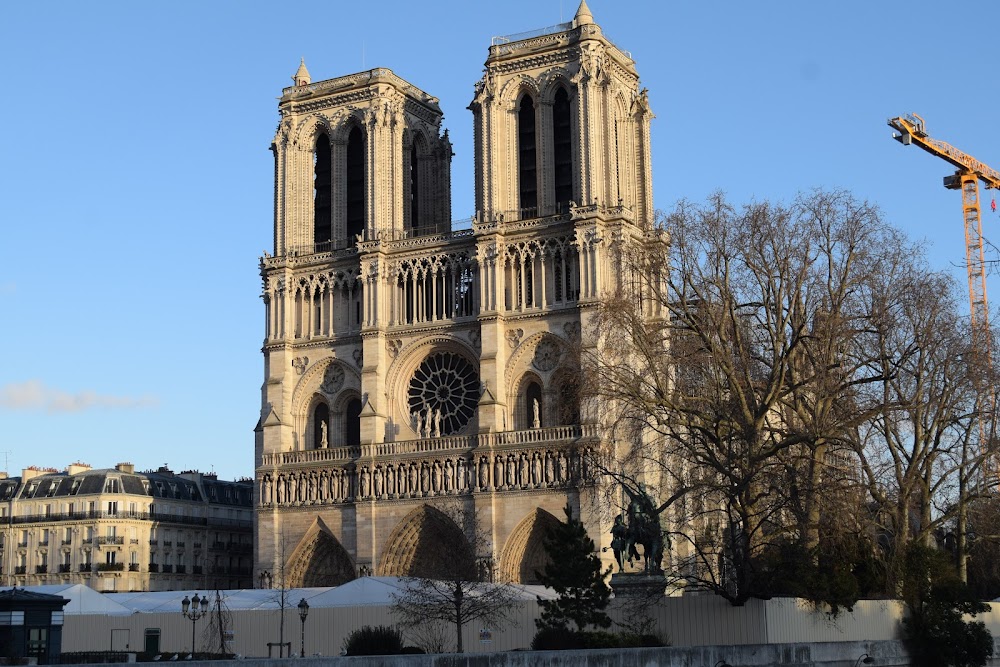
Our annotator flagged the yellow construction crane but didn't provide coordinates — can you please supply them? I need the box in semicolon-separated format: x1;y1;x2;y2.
888;113;999;340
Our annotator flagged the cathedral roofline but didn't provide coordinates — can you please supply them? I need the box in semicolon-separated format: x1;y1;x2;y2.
280;67;442;114
486;12;634;73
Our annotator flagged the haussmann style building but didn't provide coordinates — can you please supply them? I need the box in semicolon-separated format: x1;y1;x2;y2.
0;463;253;592
255;0;656;587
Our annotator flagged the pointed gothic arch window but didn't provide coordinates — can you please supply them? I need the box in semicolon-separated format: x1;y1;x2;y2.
552;87;573;208
313;402;329;449
556;375;580;426
518;95;537;213
409;142;420;232
314;134;332;246
345;398;362;448
346;126;365;242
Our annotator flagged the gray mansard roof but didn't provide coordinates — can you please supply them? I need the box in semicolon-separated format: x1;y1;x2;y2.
4;466;251;508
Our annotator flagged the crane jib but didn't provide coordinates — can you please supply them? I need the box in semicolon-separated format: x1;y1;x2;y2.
889;116;1000;188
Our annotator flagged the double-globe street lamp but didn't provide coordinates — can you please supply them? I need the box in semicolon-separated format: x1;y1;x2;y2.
181;593;210;655
297;598;310;657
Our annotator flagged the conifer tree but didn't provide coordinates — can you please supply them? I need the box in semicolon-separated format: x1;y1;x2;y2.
535;503;612;632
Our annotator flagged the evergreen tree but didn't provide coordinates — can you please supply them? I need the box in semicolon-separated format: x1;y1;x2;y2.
535;503;612;632
901;543;993;667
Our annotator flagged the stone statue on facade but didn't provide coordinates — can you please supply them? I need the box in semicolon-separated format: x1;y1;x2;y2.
532;398;541;428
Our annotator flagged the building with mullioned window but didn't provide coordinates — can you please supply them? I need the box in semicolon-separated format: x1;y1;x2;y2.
0;463;253;592
256;1;657;587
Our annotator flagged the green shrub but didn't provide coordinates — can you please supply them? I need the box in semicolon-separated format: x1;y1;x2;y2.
341;625;405;656
580;631;621;648
618;632;667;647
531;627;666;651
531;627;584;650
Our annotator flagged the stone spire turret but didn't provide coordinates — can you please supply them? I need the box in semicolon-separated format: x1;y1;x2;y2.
573;0;594;27
292;58;311;87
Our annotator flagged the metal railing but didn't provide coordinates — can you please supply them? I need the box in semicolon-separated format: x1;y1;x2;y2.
492;21;572;45
10;509;252;529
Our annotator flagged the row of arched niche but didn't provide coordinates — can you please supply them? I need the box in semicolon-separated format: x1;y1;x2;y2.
282;505;562;587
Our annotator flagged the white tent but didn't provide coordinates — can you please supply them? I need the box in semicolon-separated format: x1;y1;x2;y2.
6;584;133;616
97;577;555;613
8;578;556;617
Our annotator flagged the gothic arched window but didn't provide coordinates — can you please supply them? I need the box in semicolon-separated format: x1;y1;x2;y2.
517;95;537;212
552;87;573;208
557;376;580;426
312;402;330;449
409;142;420;232
346;126;365;242
345;398;362;448
314;134;332;247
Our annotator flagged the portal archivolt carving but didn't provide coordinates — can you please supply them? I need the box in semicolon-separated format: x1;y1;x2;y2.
498;508;560;584
377;504;475;579
286;519;355;587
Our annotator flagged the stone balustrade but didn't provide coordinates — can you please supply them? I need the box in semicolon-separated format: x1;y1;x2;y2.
257;426;599;508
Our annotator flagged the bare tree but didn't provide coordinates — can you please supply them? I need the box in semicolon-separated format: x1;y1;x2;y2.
391;503;519;653
203;590;233;656
587;190;923;605
852;260;998;586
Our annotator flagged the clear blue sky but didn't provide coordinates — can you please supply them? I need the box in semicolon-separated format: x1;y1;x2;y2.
2;1;999;481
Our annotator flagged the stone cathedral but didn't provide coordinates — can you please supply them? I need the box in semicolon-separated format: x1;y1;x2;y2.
255;1;654;587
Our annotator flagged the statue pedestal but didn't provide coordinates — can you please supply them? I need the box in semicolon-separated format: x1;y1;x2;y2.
610;572;666;600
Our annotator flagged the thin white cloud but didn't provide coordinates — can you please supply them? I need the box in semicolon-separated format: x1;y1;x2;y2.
0;380;158;413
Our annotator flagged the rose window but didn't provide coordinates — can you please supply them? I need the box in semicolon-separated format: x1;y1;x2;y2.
407;352;480;435
533;339;561;371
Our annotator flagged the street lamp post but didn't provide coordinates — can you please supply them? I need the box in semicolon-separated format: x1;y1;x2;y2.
297;598;309;657
181;593;209;656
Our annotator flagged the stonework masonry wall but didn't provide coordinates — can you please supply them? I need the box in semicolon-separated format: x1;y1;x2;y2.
256;4;658;588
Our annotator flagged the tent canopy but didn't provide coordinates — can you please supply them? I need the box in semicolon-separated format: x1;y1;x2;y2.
9;578;556;615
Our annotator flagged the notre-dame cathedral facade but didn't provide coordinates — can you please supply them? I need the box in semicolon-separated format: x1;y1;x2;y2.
254;1;654;587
